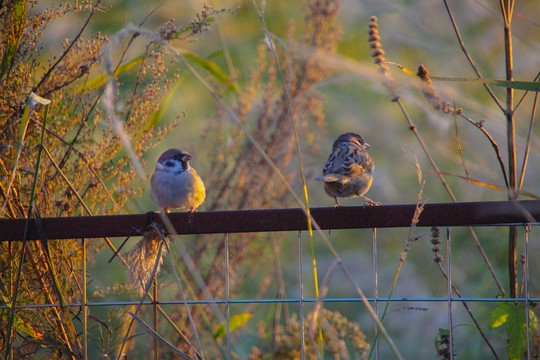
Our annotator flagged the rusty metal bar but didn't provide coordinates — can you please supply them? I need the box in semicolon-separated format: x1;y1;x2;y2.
1;200;539;241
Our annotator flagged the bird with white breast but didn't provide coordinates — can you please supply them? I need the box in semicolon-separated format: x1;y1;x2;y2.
314;132;379;207
150;148;206;212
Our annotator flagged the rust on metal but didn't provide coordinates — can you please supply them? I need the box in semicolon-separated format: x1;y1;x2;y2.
0;200;539;241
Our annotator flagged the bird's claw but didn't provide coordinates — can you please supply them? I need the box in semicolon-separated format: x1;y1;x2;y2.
361;196;381;207
365;201;381;206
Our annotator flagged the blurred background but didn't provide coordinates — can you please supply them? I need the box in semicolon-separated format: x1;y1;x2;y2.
3;0;540;358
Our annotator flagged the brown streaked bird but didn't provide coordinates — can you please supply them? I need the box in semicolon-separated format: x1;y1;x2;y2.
313;132;379;206
150;148;206;212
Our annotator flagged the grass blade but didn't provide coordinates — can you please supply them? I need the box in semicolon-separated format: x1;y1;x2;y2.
388;61;540;92
428;171;540;199
5;95;50;358
178;49;233;88
76;57;143;93
1;93;50;216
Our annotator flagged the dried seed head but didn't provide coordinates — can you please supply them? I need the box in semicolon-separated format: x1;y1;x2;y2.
417;65;463;115
368;15;391;81
126;222;168;293
372;49;385;57
159;18;178;41
416;64;431;82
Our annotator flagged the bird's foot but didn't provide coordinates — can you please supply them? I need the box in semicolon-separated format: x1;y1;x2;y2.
333;198;346;208
187;207;197;226
361;196;381;207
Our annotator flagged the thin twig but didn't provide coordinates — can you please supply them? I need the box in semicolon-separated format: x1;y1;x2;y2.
436;262;500;359
55;6;152;173
442;0;504;112
457;113;509;188
33;0;101;93
5;99;53;359
250;1;325;352
399;100;506;295
499;0;518;298
368;15;506;295
512;71;540;114
518;90;537;191
116;241;165;360
162;239;205;360
103;22;404;359
453;110;470;181
42;146;128;267
31;118;119;208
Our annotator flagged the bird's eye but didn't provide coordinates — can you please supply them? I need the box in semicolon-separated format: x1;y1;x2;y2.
164;160;176;167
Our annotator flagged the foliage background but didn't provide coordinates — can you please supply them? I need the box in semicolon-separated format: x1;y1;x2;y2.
1;0;540;358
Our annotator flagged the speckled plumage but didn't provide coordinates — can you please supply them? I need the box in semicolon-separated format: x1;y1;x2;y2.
314;132;379;206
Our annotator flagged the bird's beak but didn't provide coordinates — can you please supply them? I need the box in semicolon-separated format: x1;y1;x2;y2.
183;154;193;161
364;143;371;149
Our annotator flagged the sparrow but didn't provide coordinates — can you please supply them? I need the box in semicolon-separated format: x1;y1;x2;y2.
150;148;206;212
109;148;205;263
313;132;379;206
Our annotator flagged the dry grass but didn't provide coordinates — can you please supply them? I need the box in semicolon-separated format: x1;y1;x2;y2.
0;1;201;358
0;0;364;358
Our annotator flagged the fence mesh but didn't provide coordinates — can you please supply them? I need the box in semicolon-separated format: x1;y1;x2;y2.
1;200;539;359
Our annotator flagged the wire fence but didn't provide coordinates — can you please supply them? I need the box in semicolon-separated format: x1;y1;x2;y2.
1;200;539;359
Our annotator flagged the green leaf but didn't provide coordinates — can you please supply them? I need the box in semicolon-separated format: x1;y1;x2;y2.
490;303;510;328
14;315;44;340
386;63;540;92
434;328;449;352
431;76;540;92
143;76;184;132
76;56;143;92
491;303;538;360
427;171;540;199
0;311;44;340
506;305;526;360
214;313;252;338
177;48;236;90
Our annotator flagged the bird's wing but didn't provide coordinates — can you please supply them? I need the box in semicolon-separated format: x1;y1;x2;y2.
323;144;372;177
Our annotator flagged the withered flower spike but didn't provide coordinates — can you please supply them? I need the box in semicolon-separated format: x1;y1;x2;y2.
417;64;463;115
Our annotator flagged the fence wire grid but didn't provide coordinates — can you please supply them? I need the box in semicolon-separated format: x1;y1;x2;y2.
1;200;539;359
